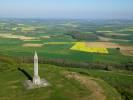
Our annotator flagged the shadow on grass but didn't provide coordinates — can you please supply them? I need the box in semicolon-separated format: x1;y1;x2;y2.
18;68;32;81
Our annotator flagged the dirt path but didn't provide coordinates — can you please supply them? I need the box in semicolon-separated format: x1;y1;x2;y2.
63;71;106;100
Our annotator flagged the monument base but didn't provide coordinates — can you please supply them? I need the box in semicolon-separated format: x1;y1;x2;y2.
23;79;50;89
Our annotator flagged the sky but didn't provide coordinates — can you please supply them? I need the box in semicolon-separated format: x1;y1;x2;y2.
0;0;133;19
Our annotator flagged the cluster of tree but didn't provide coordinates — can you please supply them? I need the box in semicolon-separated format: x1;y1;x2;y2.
19;57;133;71
66;31;98;41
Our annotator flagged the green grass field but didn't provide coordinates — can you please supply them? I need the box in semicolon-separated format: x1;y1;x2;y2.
0;58;122;100
66;68;133;100
0;63;91;100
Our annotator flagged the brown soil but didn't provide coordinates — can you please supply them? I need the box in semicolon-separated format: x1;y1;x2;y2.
0;33;37;40
85;42;120;48
86;42;133;56
22;39;40;41
120;46;133;56
106;33;130;36
41;36;51;39
22;43;43;47
98;36;130;42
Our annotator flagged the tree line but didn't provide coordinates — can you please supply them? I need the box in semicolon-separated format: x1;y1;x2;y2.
18;57;133;71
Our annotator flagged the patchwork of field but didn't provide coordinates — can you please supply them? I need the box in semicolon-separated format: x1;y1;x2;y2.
98;36;131;42
0;32;132;57
120;28;133;32
85;42;133;56
12;26;37;32
97;31;132;42
69;42;133;56
0;33;38;40
23;41;133;56
0;32;132;56
0;19;133;64
97;31;130;36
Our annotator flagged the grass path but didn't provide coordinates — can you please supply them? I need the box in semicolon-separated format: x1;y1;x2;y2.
63;71;121;100
64;71;106;100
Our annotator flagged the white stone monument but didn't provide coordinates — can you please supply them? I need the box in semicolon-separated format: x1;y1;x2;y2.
33;51;41;85
23;51;49;89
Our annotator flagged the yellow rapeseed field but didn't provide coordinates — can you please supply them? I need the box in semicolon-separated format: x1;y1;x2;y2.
70;42;109;54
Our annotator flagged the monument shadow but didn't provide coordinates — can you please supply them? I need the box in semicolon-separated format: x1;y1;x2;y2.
18;68;32;81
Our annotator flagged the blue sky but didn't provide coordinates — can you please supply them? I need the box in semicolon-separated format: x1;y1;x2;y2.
0;0;133;19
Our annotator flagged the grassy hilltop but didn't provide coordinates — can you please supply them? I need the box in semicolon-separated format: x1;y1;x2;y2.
0;56;133;100
0;58;120;100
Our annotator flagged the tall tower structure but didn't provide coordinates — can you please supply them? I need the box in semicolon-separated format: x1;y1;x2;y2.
33;51;41;85
23;51;49;89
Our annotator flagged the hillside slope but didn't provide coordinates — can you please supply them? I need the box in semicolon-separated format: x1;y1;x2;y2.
0;56;121;100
